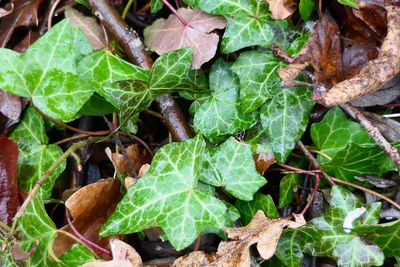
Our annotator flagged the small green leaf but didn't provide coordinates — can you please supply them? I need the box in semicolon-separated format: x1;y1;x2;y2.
17;196;59;267
10;107;65;199
338;0;359;9
100;135;227;251
299;0;315;21
199;137;266;200
235;193;278;225
353;220;400;257
60;244;97;267
0;19;93;121
184;0;274;53
151;0;163;12
193;59;257;143
260;87;314;162
231;51;282;113
279;172;303;208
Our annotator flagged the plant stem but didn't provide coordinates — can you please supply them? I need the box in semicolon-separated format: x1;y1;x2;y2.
32;104;112;136
65;209;112;257
122;0;134;20
0;220;12;233
47;0;61;30
56;229;100;258
162;0;189;27
54;134;89;145
11;137;108;232
341;103;400;170
299;174;320;215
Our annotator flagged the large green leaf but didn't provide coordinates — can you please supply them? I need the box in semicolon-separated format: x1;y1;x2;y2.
100;135;227;250
276;186;385;267
353;220;400;257
260;87;314;162
199;137;266;200
184;0;274;53
193;59;257;143
231;51;282;114
10;107;65;199
0;19;93;121
17;196;60;267
235;192;278;225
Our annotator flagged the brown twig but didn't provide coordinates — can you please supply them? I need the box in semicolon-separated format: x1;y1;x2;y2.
88;0;194;142
340;103;400;170
47;0;62;30
299;174;320;216
297;141;335;186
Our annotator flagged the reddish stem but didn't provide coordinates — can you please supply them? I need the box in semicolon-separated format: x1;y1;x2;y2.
299;174;320;216
162;0;189;27
66;209;112;257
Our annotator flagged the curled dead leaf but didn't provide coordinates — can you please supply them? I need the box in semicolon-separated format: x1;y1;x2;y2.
266;0;296;20
317;6;400;105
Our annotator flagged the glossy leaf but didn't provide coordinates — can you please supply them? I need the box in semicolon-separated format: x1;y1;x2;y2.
0;19;93;121
235;193;279;225
199;137;266;200
193;59;257;143
10;107;65;199
184;0;274;53
279;172;303;208
299;0;314;21
60;244;97;267
231;51;282;113
260;87;314;162
100;135;227;251
276;186;385;267
17;196;59;267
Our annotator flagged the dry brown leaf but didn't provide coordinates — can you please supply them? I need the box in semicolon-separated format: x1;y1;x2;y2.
81;239;142;267
278;13;343;86
144;8;226;68
318;6;400;105
65;7;106;50
110;144;151;174
0;0;44;47
172;251;211;266
53;179;122;257
266;0;296;19
0;90;22;121
0;4;13;18
173;211;305;267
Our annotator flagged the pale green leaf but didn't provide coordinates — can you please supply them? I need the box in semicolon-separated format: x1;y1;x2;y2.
231;51;282;113
0;19;94;121
260;87;314;162
17;196;60;267
199;137;266;200
235;193;278;225
193;59;257;143
100;135;227;250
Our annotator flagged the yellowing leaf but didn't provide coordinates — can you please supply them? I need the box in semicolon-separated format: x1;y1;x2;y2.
266;0;296;19
144;8;226;68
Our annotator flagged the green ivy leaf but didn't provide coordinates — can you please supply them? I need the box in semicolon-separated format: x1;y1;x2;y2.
235;192;278;225
17;196;59;267
0;19;93;121
276;186;385;267
100;135;227;251
199;137;266;200
184;0;274;53
193;59;257;143
279;173;303;208
260;87;314;162
338;0;359;9
299;0;315;21
151;0;163;12
231;51;282;114
353;220;400;257
10;107;65;199
60;244;97;267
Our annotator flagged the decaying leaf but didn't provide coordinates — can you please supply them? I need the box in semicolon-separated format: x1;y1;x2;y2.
0;0;44;47
81;239;142;267
0;136;19;225
110;144;151;174
53;179;122;257
144;8;226;68
173;211;305;266
0;4;13;18
266;0;296;20
0;90;22;121
362;111;400;142
65;7;107;50
278;13;343;86
317;5;400;105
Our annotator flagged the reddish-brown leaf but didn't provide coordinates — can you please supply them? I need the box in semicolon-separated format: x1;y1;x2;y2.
0;90;22;121
0;136;19;225
0;0;44;47
144;8;226;68
110;144;151;174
